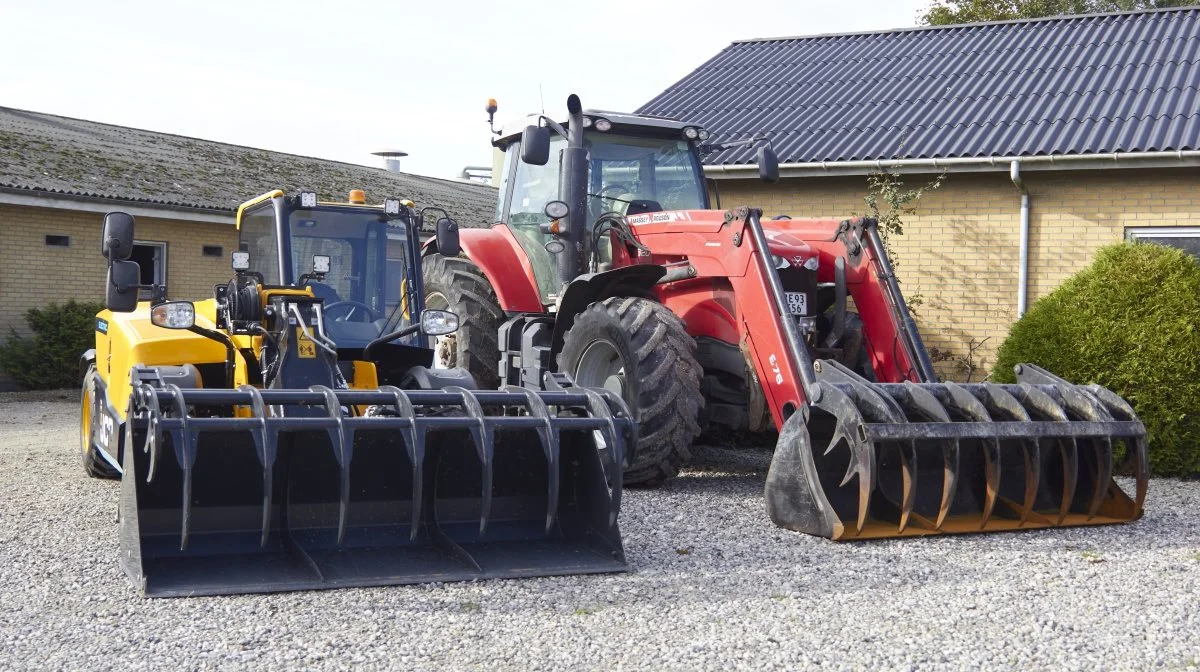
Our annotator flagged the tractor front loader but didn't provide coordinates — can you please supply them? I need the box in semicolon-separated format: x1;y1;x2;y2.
422;95;1147;540
81;189;633;597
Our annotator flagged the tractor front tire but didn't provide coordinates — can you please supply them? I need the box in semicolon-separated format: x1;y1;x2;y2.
558;297;703;487
80;367;119;480
421;253;505;391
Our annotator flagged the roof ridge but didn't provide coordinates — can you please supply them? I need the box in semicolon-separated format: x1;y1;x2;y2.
0;104;492;190
730;5;1200;44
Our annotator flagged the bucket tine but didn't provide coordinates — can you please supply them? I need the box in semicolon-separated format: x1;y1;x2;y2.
1087;384;1149;514
161;385;201;550
940;382;1000;528
505;386;559;534
379;386;425;541
312;386;354;545
445;387;493;536
898;441;916;533
239;386;278;547
894;382;958;531
581;388;624;527
1013;383;1078;524
1049;384;1115;519
977;383;1040;524
136;387;163;484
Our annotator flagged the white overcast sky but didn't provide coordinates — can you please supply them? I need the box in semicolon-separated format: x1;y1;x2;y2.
0;0;929;180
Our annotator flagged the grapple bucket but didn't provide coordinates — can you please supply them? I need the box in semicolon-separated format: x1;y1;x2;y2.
765;361;1148;540
117;383;633;597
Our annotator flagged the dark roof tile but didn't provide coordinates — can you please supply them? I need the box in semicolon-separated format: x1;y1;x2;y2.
638;8;1200;165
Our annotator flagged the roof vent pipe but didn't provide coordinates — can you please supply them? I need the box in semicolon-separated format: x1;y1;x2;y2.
372;149;409;173
1010;160;1030;317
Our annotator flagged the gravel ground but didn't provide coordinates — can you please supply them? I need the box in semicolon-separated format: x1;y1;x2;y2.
1;394;1198;671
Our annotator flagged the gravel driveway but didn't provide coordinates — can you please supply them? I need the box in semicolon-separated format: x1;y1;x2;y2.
1;394;1197;671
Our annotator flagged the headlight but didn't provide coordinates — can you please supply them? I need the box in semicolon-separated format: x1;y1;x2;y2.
384;198;401;215
593;118;612;132
543;200;570;219
683;127;699;140
582;116;594;128
231;250;251;271
421;309;459;336
150;301;196;330
299;191;317;208
697;129;710;140
772;254;790;269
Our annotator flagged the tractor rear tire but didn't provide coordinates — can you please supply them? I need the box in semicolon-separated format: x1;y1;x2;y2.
80;367;119;480
421;253;504;391
558;297;703;487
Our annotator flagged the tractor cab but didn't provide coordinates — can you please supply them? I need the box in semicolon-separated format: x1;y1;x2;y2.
235;188;456;352
491;109;714;300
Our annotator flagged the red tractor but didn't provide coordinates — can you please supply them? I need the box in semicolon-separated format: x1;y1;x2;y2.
422;94;1148;540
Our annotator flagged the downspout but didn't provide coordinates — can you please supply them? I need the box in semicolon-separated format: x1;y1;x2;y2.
1009;161;1030;317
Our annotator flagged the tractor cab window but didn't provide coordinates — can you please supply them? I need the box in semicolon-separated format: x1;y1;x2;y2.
284;208;417;348
586;134;707;219
507;136;566;301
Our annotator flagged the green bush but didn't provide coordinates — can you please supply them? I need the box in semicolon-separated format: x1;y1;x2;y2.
0;300;105;390
993;242;1200;477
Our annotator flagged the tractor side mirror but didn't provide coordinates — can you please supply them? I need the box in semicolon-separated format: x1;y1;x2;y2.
521;125;550;166
757;146;780;184
436;217;460;258
106;260;141;312
101;212;135;261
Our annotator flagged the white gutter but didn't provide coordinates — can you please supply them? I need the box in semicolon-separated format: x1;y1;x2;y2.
0;188;236;224
1009;161;1030;317
705;149;1200;179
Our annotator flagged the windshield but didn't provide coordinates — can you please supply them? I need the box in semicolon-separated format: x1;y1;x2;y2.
586;133;707;219
238;204;419;347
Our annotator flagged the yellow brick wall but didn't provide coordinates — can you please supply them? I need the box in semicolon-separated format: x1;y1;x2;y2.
0;203;238;337
716;167;1200;381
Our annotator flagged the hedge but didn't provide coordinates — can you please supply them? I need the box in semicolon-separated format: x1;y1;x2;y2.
992;242;1200;477
0;300;105;390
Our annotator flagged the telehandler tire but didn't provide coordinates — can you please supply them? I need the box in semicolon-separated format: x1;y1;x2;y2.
421;253;505;390
558;297;703;487
80;366;119;480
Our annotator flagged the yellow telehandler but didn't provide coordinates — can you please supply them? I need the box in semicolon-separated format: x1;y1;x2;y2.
81;189;633;597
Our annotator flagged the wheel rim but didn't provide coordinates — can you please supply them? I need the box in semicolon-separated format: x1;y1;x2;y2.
574;339;628;400
424;291;457;369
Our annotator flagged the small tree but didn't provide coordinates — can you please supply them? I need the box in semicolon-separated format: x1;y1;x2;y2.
861;166;946;310
0;300;105;390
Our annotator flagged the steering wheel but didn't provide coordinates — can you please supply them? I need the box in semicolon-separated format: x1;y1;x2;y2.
324;300;376;323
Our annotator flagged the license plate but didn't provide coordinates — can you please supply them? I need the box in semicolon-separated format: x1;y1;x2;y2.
785;292;807;315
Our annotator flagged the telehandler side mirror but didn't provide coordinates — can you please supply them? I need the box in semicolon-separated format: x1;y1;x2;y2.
436;218;461;258
521;125;551;166
757;146;780;184
106;260;141;313
101;212;135;261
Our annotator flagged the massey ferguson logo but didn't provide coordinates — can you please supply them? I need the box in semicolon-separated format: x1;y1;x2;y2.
625;211;692;225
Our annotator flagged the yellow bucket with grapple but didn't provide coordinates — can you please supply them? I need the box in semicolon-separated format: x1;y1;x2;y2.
82;191;633;597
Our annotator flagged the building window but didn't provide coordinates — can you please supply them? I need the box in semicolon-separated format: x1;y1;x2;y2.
1125;227;1200;260
45;235;70;247
130;241;168;297
202;245;223;257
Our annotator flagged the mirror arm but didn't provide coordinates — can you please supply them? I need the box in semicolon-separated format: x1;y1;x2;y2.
362;322;422;361
537;115;569;140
